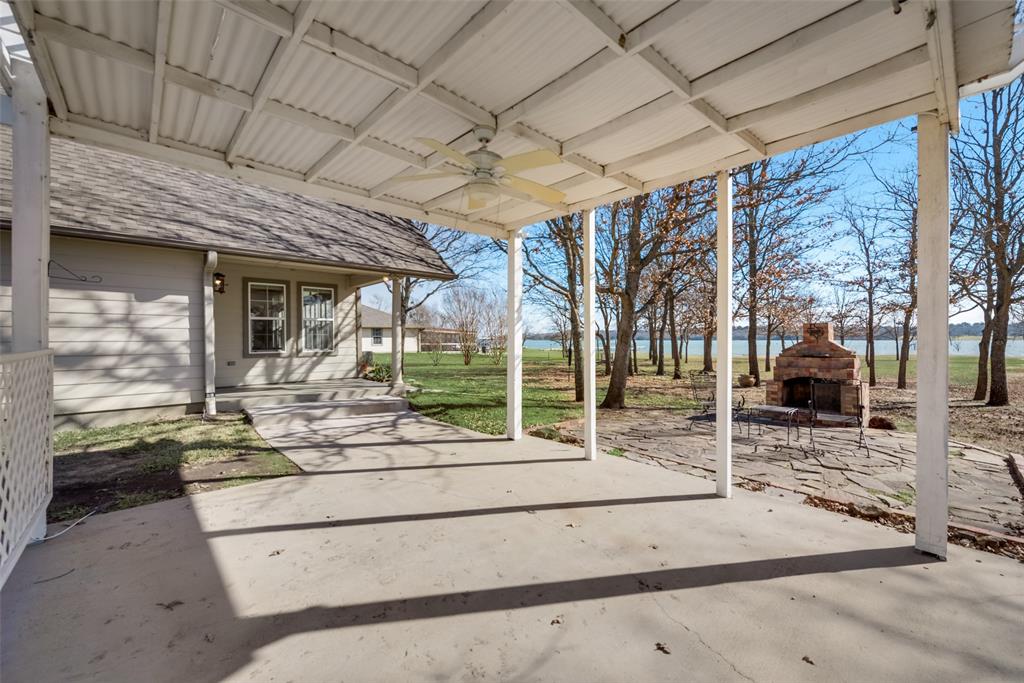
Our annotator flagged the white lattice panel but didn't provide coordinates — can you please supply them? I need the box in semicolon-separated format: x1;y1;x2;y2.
0;350;54;587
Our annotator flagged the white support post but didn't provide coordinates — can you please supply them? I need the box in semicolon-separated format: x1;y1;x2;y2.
202;251;218;416
915;113;950;558
11;60;51;544
582;208;597;461
715;170;733;498
506;230;523;440
11;60;50;354
390;276;404;387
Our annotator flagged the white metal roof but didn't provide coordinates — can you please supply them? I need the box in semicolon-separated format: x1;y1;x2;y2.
3;0;1019;238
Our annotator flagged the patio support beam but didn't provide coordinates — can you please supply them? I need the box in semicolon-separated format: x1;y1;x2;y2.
10;58;50;543
715;169;732;498
202;251;218;416
148;0;171;143
582;208;597;461
11;58;50;355
914;112;950;558
391;277;404;388
924;0;959;133
506;230;523;440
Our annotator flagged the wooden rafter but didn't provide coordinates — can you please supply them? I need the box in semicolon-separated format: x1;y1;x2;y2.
924;0;959;133
148;0;171;143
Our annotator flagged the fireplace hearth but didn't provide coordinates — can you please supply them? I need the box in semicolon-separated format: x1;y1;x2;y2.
764;323;868;424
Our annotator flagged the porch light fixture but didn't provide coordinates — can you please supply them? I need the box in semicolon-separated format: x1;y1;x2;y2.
213;272;226;294
466;179;499;208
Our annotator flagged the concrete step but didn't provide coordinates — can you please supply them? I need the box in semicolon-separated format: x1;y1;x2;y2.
245;396;409;427
219;384;400;412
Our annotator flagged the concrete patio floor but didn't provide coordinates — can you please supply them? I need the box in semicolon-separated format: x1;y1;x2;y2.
3;412;1023;682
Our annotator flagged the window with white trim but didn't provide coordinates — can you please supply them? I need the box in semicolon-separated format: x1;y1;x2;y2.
301;285;335;352
248;282;287;353
371;328;383;346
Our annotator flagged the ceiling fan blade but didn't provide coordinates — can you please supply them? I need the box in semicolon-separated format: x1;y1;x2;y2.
415;138;474;168
392;171;465;182
497;149;562;174
502;175;567;204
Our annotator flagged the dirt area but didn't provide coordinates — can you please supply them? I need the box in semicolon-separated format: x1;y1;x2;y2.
49;414;300;523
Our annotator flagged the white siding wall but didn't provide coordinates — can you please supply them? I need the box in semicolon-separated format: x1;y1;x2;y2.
0;234;205;416
360;327;419;355
214;260;358;387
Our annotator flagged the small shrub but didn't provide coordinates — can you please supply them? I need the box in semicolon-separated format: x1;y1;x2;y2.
868;416;896;430
365;363;392;383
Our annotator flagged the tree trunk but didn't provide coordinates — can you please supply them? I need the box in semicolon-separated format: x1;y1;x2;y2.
602;327;612;376
703;328;713;372
866;298;877;386
763;322;773;373
631;333;638;376
602;293;636;408
973;315;992;400
989;292;1011;406
648;312;657;365
568;310;584;402
897;308;913;389
669;294;681;379
656;299;668;376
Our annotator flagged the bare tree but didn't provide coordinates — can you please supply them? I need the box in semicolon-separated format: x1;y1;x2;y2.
841;202;890;387
828;286;856;345
951;78;1024;406
442;285;485;366
389;222;490;366
480;289;507;366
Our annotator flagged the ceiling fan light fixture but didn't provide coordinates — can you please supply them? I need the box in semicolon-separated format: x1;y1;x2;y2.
466;179;499;207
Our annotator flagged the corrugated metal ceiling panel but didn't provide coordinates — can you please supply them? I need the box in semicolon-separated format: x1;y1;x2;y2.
204;8;280;94
628;135;748;183
574;101;706;166
592;0;673;32
654;0;851;82
319;144;413;191
159;82;244;152
272;43;397;127
372;95;474;156
316;0;488;69
435;1;607;113
700;4;925;117
47;42;150;131
522;56;671;142
35;0;155;51
235;114;339;174
751;64;934;144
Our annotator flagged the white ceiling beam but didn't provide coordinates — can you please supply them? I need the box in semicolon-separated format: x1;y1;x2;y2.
9;0;69;118
304;0;514;182
563;93;678;153
565;1;766;157
496;47;618;128
727;46;930;133
421;83;495;127
30;12;434;170
48;116;509;239
214;0;291;37
148;0;172;143
689;0;891;100
924;0;959;133
558;1;626;55
623;1;714;55
603;126;716;176
304;21;417;88
225;0;321;162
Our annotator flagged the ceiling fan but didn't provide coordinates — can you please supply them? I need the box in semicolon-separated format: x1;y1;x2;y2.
394;126;567;210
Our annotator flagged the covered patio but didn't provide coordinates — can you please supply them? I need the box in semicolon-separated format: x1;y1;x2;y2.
4;411;1024;681
1;1;1024;676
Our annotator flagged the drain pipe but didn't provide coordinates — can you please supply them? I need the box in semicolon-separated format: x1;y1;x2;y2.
203;250;218;416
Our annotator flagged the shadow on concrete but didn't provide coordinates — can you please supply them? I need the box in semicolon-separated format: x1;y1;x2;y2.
204;493;720;537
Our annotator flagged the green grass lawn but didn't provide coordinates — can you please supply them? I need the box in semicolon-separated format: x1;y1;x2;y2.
50;415;299;520
403;348;1024;436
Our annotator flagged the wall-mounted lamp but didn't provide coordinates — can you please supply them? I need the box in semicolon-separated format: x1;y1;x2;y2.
213;272;226;294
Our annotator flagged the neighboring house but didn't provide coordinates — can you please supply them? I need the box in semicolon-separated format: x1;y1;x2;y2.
359;305;423;354
0;124;453;428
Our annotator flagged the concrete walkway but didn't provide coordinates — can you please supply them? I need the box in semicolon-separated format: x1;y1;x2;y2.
3;412;1023;682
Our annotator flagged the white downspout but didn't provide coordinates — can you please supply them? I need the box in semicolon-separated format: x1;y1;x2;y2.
203;250;218;416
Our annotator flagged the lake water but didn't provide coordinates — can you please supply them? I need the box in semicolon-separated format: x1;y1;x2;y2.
524;337;1024;358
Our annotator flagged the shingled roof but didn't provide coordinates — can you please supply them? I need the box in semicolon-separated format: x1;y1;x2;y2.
0;125;454;280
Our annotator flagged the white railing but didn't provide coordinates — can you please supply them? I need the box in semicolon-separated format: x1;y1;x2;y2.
0;349;54;588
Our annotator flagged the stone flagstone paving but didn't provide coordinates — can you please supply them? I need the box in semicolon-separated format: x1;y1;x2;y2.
558;410;1024;538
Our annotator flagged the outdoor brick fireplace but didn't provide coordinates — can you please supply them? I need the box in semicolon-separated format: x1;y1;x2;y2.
764;322;868;424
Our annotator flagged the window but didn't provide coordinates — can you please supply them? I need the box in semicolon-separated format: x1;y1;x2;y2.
248;281;287;354
300;285;335;352
371;328;383;346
